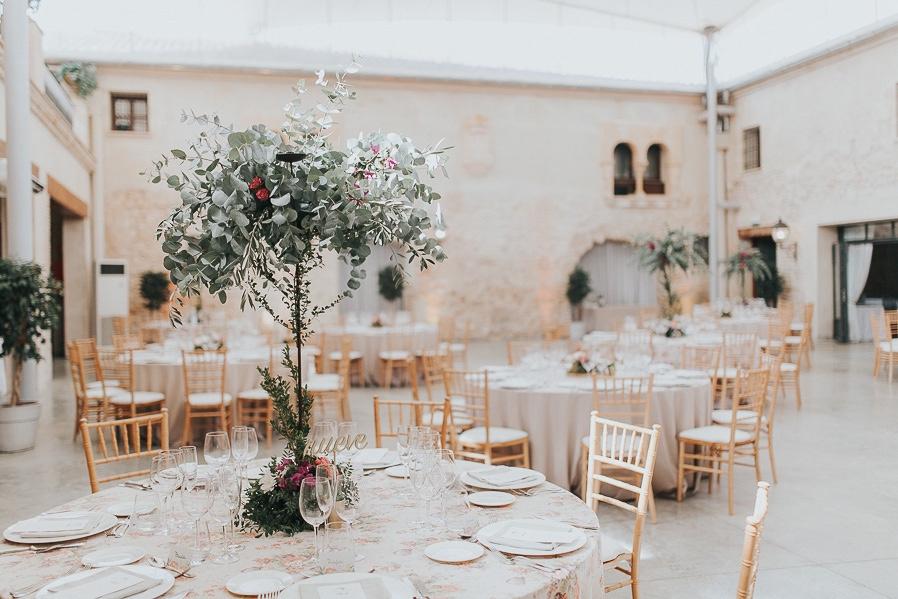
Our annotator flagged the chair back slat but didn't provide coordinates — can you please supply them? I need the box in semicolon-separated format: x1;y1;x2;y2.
372;396;452;449
723;333;759;369
591;375;653;426
182;348;228;401
680;345;720;379
736;482;771;599
443;369;489;430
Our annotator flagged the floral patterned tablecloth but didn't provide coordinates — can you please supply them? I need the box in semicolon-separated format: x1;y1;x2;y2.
0;463;603;599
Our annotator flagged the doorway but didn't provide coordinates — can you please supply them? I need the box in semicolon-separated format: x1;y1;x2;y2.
50;203;65;357
750;236;779;307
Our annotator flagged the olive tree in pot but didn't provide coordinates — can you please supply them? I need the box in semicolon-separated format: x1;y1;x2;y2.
0;259;61;452
566;267;591;340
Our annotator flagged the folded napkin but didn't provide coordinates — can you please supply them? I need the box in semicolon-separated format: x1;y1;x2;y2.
298;578;389;599
47;566;158;599
468;467;538;487
12;513;101;539
485;524;578;552
354;448;388;465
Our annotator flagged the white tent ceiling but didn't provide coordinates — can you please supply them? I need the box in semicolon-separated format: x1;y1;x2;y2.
29;0;898;90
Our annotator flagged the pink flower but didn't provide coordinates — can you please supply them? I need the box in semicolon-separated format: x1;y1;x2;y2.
371;144;381;154
363;170;375;180
385;157;397;169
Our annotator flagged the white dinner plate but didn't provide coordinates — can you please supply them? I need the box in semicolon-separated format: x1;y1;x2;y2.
284;572;416;599
226;569;293;595
36;565;174;599
106;501;156;518
242;466;267;480
81;545;146;567
467;491;516;508
460;467;546;491
476;518;587;557
4;511;119;544
424;540;484;564
385;465;409;478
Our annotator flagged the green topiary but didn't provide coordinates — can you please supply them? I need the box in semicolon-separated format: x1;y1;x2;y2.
378;265;405;303
566;267;592;321
139;271;170;311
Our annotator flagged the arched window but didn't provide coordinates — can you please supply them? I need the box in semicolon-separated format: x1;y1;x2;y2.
613;143;635;195
644;144;665;194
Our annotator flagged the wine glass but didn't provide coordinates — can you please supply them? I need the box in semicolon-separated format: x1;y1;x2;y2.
151;452;183;535
204;431;231;470
178;446;198;489
310;421;338;456
208;467;240;564
336;422;358;461
229;426;257;546
315;469;336;520
181;483;213;565
334;469;360;528
299;478;328;569
435;449;457;525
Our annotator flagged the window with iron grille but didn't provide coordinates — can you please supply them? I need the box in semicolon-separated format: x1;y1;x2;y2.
111;93;148;132
743;126;760;170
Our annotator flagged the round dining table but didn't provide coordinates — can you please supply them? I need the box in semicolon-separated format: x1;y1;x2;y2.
0;461;604;599
322;323;438;384
487;364;713;494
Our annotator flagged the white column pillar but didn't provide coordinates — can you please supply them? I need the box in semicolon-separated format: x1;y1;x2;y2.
3;0;38;401
704;27;719;305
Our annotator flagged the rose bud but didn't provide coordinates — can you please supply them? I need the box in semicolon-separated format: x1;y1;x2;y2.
256;187;270;201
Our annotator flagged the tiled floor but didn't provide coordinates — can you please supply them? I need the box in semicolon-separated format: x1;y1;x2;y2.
1;339;896;598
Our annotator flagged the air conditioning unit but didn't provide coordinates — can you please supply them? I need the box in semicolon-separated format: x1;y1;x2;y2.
96;259;128;344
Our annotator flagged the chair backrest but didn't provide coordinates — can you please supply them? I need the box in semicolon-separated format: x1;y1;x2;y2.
759;352;783;426
443;369;488;430
98;347;135;393
723;333;758;369
615;330;653;358
801;303;814;327
79;410;170;493
871;310;890;346
113;334;144;351
66;340;87;399
736;481;771;599
372;396;452;449
885;310;898;338
680;345;721;375
181;348;227;399
419;351;449;402
506;340;542;365
727;368;769;443
71;338;104;388
111;315;130;338
584;414;661;561
591;374;653;426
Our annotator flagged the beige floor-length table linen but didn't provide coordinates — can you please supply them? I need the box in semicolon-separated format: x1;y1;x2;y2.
323;323;438;383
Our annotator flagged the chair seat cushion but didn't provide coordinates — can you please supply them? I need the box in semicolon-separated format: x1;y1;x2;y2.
86;387;127;400
237;388;269;401
711;409;763;425
188;392;233;406
306;374;340;392
88;380;120;389
601;536;632;563
109;390;165;405
784;335;802;345
328;350;362;361
678;425;751;444
379;350;411;360
458;426;528;445
712;367;740;379
780;362;798;372
790;323;804;330
879;340;898;353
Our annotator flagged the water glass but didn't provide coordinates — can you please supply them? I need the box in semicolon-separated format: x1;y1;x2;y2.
299;478;328;568
204;431;231;469
231;426;258;465
151;452;184;535
208;467;240;564
178;446;198;489
310;421;338;456
181;484;213;564
321;521;356;573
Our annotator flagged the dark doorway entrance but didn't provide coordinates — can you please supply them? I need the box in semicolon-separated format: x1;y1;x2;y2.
50;203;65;357
750;236;780;307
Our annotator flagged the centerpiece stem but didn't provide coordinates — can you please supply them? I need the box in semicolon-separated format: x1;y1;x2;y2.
293;261;303;390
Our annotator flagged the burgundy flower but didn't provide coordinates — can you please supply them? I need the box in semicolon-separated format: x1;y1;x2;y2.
256;187;270;201
249;176;263;190
385;157;397;169
647;242;656;252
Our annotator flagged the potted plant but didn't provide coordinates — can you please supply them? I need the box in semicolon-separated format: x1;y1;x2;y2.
0;259;62;452
636;228;707;319
566;266;591;340
377;265;405;313
139;270;171;313
725;248;772;304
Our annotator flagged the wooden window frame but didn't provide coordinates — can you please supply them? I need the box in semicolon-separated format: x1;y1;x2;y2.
743;126;761;171
111;93;148;132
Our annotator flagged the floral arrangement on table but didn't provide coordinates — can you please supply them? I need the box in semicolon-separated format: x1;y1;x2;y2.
370;315;384;328
146;61;449;536
567;350;615;376
724;248;771;304
635;228;707;320
651;319;686;338
192;333;224;351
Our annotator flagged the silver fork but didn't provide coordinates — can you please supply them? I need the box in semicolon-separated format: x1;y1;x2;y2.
257;591;282;599
11;564;81;598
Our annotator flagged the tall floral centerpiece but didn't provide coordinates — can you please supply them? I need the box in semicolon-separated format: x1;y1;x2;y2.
635;228;707;319
724;248;771;304
147;64;449;535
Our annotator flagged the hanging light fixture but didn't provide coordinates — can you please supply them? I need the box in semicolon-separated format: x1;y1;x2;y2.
771;218;790;244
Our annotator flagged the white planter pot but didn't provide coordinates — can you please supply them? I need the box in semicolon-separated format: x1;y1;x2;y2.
0;402;41;453
569;321;586;341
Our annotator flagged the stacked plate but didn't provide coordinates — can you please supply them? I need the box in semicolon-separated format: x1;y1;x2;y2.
460;466;545;491
4;511;118;544
476;518;587;557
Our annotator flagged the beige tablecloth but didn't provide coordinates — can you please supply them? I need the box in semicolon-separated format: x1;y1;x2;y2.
323;324;438;384
489;372;712;493
0;462;603;599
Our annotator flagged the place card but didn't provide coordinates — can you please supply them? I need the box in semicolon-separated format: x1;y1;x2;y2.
299;578;388;599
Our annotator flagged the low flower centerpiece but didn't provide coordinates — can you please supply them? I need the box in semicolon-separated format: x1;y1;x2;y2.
567;350;615;376
147;62;449;536
651;319;686;338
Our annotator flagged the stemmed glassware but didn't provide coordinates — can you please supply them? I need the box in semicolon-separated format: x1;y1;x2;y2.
181;480;213;565
299;477;331;570
150;451;184;535
336;422;359;461
396;425;414;497
208;466;241;564
334;470;360;529
178;446;198;488
230;426;258;549
203;431;231;470
310;421;338;456
409;448;444;528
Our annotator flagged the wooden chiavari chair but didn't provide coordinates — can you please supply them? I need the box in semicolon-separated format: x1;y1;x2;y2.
680;345;721;379
79;409;169;493
777;328;806;409
615;330;653;359
372;396;453;449
112;334;144;351
378;326;413;388
783;303;813;369
236;344;289;448
717;332;759;405
736;482;771;599
67;341;107;439
581;374;656;521
542;323;568;342
584;415;661;598
322;330;365;386
885;309;898;338
677;368;768;515
98;348;166;420
506;339;541;366
308;337;352;421
419;351;450;403
181;348;231;443
443;369;530;467
111;315;130;338
871;310;898;383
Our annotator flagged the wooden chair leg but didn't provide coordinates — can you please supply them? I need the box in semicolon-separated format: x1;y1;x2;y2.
522;439;531;468
727;454;735;516
753;443;762;482
647;489;657;524
794;376;802;409
182;404;192;445
873;351;880;377
767;434;778;484
676;440;685;502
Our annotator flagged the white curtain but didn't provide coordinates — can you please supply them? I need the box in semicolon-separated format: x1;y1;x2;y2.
847;243;874;342
338;246;394;317
578;242;655;305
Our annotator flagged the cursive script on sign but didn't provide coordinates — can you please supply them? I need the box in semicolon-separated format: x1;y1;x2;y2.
303;433;369;457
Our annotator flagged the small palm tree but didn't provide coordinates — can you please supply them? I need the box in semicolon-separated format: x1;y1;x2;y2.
636;228;707;319
725;248;772;303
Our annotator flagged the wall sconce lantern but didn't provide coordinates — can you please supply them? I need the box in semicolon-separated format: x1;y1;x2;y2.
771;218;797;259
